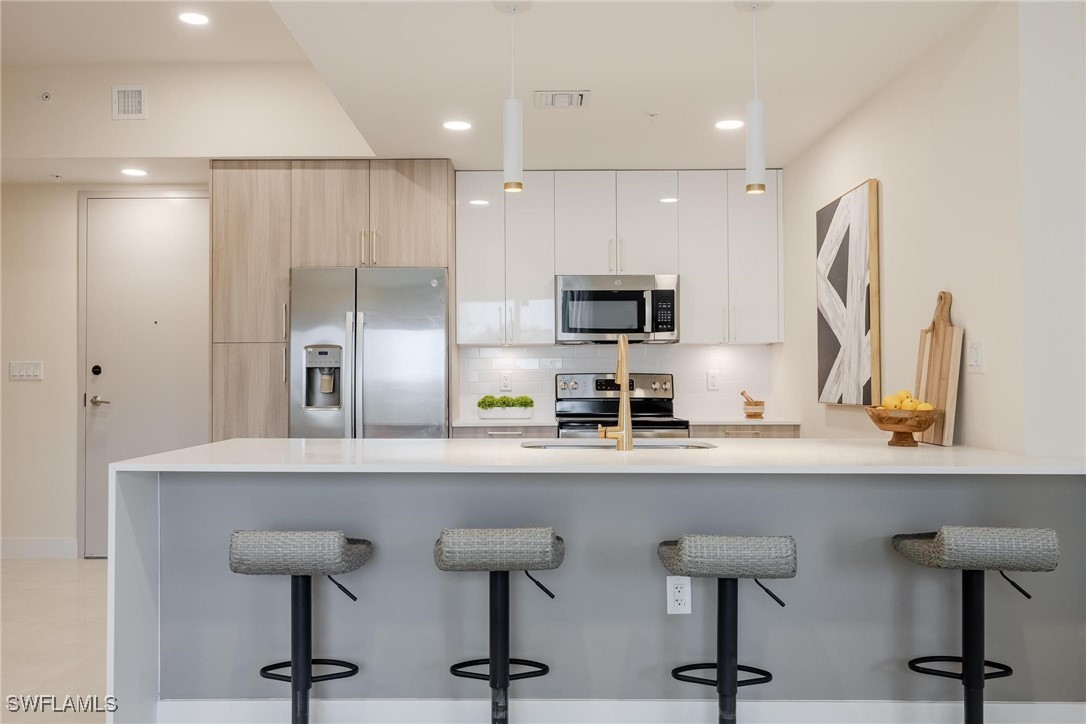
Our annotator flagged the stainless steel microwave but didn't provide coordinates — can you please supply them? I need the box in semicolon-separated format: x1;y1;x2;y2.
555;275;679;343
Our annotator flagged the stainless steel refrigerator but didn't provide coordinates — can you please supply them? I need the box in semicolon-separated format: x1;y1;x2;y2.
289;267;448;438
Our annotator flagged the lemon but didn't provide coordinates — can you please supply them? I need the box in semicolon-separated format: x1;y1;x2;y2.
881;395;901;410
917;402;934;411
901;399;919;411
897;389;913;401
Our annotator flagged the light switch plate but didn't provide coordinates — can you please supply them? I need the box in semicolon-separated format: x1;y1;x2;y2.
8;361;44;380
499;371;513;392
966;338;986;374
666;575;691;614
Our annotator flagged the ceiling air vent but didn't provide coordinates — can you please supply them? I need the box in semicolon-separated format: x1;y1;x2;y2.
112;85;147;120
534;90;590;109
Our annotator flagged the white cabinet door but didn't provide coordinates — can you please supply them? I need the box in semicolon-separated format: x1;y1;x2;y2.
727;170;781;343
617;171;679;275
554;171;616;275
455;172;506;345
506;171;556;345
677;171;729;344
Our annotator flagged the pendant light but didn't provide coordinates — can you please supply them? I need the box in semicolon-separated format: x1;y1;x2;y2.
745;2;766;194
503;6;523;193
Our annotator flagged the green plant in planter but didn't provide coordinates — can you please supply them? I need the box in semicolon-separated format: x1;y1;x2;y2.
512;396;535;408
477;395;535;409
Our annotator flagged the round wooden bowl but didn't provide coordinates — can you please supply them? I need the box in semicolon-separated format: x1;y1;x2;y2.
864;407;939;447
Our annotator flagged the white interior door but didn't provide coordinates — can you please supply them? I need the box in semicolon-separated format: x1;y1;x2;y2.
84;196;210;557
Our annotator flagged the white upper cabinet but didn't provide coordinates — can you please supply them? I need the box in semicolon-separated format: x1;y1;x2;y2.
726;169;781;343
455;172;505;345
677;171;729;344
554;171;616;275
505;171;556;345
616;171;679;275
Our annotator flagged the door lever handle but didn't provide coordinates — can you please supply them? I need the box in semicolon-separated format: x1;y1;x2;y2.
89;395;111;406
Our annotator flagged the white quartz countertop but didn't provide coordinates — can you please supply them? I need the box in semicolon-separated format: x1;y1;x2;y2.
112;438;1085;476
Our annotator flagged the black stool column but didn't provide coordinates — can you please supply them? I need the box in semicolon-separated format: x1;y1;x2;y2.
490;571;511;723
291;575;313;724
718;578;739;723
962;570;984;724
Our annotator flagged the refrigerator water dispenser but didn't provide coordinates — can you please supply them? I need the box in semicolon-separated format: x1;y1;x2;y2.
304;345;342;409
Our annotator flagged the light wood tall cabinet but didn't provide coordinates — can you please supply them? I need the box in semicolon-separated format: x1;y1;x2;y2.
212;343;288;440
291;160;369;268
369;159;451;267
211;161;291;343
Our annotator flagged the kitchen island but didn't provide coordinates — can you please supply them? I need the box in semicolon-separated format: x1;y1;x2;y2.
109;438;1085;723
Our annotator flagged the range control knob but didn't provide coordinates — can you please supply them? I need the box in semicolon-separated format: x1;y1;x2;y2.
570;381;579;391
662;381;672;392
558;380;568;390
650;381;661;391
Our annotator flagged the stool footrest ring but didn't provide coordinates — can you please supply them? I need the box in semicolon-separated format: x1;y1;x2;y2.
259;658;359;684
670;662;773;688
907;656;1013;681
450;657;550;682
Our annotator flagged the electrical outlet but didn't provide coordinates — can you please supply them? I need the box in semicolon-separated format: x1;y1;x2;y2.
666;575;691;614
706;370;720;391
499;371;513;392
966;338;986;374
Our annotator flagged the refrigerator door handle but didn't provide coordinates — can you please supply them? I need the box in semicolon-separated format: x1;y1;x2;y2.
344;311;354;439
356;311;365;438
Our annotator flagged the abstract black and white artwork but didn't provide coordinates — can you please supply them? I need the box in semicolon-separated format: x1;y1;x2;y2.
816;179;881;406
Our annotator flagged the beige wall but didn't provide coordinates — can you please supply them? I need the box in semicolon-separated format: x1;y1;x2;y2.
2;62;373;161
1;185;80;556
773;4;1030;452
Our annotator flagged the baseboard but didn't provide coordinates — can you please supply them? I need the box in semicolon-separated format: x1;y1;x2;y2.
1;537;78;559
155;698;1086;724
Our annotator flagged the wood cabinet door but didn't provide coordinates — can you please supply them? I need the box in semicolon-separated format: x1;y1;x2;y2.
554;171;616;275
727;170;781;343
616;171;678;275
369;159;450;267
291;160;369;267
506;171;556;344
678;170;729;344
454;171;506;345
212;161;291;342
212;343;288;440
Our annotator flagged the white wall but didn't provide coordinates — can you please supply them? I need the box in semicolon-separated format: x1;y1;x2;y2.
1;185;81;557
773;4;1039;452
2;62;372;161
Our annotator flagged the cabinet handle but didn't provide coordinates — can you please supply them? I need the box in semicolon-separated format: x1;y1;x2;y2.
498;305;504;344
487;431;524;436
282;346;287;384
360;230;367;265
282;303;288;339
619;239;625;272
608;239;615;272
507;304;513;343
725;429;761;437
731;305;738;342
723;306;729;344
371;229;377;266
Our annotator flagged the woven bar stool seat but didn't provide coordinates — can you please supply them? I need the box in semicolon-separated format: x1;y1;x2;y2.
229;530;372;724
434;527;564;572
436;527;563;724
658;534;797;579
891;526;1059;572
659;533;796;723
892;525;1059;724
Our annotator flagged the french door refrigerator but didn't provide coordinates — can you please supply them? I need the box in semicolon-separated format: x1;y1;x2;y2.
289;267;448;438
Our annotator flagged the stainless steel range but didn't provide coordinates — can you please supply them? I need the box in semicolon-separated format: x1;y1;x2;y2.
554;373;690;439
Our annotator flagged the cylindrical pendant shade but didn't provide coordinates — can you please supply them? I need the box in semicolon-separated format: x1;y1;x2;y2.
503;97;523;192
745;98;766;194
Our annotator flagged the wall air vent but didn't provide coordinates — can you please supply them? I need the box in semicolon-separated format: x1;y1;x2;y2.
112;85;147;120
534;90;590;109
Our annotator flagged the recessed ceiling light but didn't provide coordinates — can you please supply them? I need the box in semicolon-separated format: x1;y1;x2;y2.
715;120;744;130
121;169;148;177
659;197;679;203
178;12;209;25
469;199;490;206
443;121;472;131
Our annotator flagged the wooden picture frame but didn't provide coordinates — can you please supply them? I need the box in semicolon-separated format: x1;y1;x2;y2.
815;179;881;406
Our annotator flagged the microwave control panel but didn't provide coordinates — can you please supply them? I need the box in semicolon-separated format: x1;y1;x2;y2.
652;290;676;332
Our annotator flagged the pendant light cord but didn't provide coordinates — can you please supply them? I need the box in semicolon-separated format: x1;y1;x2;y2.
509;7;516;99
751;2;759;101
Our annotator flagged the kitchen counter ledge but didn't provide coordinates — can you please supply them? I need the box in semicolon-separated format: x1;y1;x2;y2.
112;437;1085;476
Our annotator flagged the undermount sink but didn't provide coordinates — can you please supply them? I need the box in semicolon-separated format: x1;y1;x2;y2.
521;439;717;450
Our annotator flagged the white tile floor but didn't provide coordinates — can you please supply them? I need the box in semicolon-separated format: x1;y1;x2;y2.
2;559;107;723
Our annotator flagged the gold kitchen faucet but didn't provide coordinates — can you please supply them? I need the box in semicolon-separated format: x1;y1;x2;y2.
598;334;634;451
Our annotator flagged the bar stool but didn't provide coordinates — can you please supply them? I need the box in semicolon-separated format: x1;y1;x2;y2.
892;526;1059;724
658;534;796;723
229;530;372;724
435;527;563;724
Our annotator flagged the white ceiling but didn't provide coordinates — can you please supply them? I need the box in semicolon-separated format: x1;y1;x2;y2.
1;157;211;185
273;1;982;169
0;1;306;65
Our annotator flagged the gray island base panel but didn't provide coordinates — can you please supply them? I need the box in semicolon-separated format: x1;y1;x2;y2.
108;439;1086;724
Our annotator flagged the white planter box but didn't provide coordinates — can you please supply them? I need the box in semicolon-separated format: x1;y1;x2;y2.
477;407;534;420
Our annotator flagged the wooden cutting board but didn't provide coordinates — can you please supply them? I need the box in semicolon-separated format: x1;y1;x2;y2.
915;291;964;446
